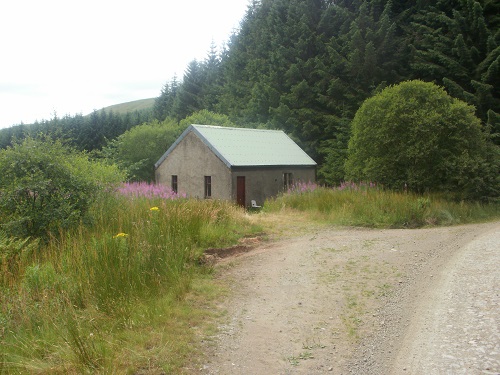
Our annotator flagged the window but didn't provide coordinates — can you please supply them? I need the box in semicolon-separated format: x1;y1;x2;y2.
171;175;178;193
284;172;293;190
204;176;212;198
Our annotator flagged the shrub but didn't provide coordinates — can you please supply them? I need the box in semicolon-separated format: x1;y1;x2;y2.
178;110;236;128
0;137;124;238
103;119;184;182
345;80;499;200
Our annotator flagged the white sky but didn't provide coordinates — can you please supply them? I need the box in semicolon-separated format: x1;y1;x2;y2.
0;0;250;129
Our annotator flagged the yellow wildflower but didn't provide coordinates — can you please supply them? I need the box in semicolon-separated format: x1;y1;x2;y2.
150;206;160;211
113;232;129;239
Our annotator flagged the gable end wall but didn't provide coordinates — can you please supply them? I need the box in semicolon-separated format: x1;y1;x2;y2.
155;131;232;199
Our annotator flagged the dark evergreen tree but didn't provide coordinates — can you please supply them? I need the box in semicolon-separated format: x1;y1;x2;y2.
171;60;204;121
407;0;500;140
216;1;264;119
80;110;106;151
200;40;223;111
153;77;179;121
146;0;499;188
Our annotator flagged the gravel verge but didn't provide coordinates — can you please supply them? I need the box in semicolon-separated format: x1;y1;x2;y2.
192;221;499;375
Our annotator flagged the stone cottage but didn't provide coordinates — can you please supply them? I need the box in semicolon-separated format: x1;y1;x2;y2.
154;124;316;207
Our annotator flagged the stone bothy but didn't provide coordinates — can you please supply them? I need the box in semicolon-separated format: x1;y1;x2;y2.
154;124;316;207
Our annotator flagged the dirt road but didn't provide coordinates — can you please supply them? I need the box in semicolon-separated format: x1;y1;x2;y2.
197;221;499;374
387;224;500;375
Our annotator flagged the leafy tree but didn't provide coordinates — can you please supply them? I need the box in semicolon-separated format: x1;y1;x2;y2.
345;80;499;199
104;119;184;182
178;109;236;128
0;137;124;238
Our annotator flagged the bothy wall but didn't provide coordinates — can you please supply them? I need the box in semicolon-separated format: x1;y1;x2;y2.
155;131;232;199
231;166;316;207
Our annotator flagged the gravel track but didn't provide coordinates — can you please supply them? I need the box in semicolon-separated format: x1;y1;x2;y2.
195;221;500;375
389;225;500;374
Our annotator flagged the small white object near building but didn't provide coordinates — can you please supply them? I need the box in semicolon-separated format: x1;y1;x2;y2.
251;200;261;208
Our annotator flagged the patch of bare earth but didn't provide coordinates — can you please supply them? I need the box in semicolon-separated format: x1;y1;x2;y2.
188;217;499;375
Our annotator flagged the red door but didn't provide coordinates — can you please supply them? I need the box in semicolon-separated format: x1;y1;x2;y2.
237;176;245;207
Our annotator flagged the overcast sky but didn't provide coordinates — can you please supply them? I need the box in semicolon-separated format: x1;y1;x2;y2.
0;0;249;129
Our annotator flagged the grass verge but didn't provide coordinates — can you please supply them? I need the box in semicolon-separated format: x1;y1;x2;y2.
263;185;500;227
1;185;498;372
0;194;260;373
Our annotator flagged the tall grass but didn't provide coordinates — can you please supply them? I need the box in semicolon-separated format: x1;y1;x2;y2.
2;182;497;372
0;185;258;373
265;182;500;227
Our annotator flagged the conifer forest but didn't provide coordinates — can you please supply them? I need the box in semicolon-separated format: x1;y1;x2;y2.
1;0;499;188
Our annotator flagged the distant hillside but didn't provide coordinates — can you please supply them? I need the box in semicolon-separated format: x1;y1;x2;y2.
93;98;155;115
1;98;155;151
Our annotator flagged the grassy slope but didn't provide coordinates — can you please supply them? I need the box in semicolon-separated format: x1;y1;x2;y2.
91;98;155;115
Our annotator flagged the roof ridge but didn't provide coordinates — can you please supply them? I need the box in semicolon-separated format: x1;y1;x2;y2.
191;124;283;133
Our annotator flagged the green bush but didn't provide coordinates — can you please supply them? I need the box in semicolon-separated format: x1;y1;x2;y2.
0;137;124;238
178;109;236;128
345;80;500;200
103;119;185;182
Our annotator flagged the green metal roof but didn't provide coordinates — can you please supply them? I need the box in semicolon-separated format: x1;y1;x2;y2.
155;124;316;168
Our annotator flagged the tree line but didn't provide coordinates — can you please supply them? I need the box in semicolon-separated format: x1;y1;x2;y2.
1;0;498;193
154;0;499;183
0;108;153;151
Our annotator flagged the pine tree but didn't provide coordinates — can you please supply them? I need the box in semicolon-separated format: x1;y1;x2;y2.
407;0;500;128
172;60;205;121
201;41;222;111
154;77;179;122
